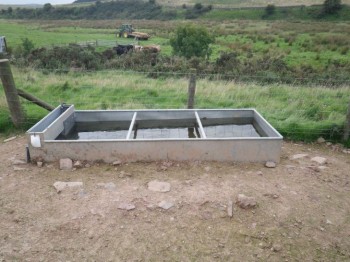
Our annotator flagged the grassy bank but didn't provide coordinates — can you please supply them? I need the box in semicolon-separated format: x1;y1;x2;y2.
0;68;349;144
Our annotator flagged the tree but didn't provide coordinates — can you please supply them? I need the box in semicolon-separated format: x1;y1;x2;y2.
265;4;276;16
43;3;53;12
323;0;342;14
170;24;214;59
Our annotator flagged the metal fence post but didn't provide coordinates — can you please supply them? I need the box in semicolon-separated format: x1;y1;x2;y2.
0;59;26;127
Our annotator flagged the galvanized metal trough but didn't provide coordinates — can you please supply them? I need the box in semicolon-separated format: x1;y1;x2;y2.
26;104;283;163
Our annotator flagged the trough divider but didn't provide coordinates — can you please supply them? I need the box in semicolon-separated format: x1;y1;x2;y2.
195;111;207;139
126;112;137;140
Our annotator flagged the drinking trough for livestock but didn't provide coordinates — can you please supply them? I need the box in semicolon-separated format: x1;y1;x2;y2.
26;104;283;163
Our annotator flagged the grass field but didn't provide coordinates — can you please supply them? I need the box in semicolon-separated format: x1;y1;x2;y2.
0;67;349;144
1;19;349;70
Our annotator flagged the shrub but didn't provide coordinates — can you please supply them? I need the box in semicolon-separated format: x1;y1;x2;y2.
21;38;35;56
263;4;276;18
323;0;342;14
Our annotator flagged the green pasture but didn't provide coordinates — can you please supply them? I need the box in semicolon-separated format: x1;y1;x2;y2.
0;68;349;144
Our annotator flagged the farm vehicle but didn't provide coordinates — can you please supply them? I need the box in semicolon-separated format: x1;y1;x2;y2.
116;24;150;40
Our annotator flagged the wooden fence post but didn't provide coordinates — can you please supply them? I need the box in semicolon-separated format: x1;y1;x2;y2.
0;59;25;127
187;69;196;109
344;101;350;141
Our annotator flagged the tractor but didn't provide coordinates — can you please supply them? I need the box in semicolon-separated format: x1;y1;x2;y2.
116;24;150;40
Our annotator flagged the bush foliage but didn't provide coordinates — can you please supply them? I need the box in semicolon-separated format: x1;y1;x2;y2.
170;24;214;59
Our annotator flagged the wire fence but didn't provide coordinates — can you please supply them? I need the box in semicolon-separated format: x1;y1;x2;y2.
1;67;350;141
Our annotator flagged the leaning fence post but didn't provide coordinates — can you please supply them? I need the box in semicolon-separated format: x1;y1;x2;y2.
344;100;350;141
187;69;196;109
0;59;25;127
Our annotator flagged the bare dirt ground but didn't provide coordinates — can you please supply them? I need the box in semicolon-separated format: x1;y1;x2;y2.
0;135;349;261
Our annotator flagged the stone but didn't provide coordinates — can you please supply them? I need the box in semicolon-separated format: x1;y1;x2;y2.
263;193;279;199
73;161;83;168
3;136;17;143
227;200;233;218
117;202;135;211
291;154;308;160
85;163;91;168
311;156;327;165
59;158;73;170
285;165;296;169
113;160;122;166
53;181;83;193
307;166;321;172
256;171;263;176
204;166;211;172
272;244;282;252
119;171;132;178
317;137;326;144
97;182;116;191
162;161;173;168
12;159;26;165
37;161;43;168
158;200;174;210
148;180;171;192
159;165;168;171
342;149;350;154
13;166;26;171
236;194;257;209
265;161;276;168
326;142;332;146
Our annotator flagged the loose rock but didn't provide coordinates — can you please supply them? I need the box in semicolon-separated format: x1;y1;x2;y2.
342;149;350;154
97;182;116;191
119;171;132;178
12;159;27;165
311;156;327;165
37;161;43;168
317;137;326;144
256;171;263;176
236;194;257;209
73;161;83;168
291;154;308;160
13;166;26;171
113;160;122;166
53;181;83;193
148;180;171;192
307;166;321;172
4;136;17;143
265;161;276;168
59;158;73;170
227;200;233;218
204;166;211;172
158;200;174;210
117;202;135;211
272;244;282;252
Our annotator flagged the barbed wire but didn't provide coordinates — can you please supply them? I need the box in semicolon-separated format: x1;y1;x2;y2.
2;69;350;84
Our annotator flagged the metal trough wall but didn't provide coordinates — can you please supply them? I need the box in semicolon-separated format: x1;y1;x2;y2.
27;105;283;163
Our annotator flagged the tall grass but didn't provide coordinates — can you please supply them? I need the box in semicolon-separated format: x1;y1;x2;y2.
1;67;349;144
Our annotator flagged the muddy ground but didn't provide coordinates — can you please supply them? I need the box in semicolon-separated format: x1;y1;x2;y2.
0;135;349;261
